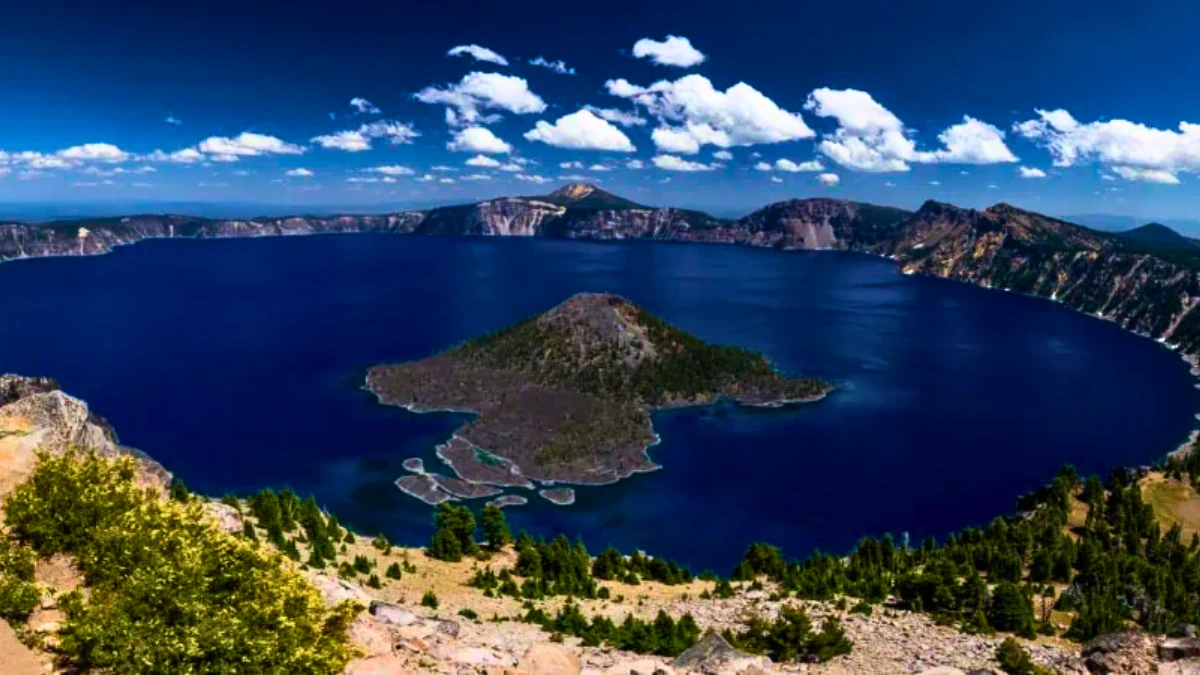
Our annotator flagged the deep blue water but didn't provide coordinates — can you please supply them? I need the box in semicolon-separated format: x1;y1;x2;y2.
0;234;1196;572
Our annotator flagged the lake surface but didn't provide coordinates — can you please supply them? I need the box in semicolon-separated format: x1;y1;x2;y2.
0;234;1196;572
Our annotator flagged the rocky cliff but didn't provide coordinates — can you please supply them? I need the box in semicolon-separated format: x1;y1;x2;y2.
6;183;1200;365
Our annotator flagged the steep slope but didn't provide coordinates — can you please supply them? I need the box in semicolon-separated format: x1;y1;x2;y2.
871;201;1200;355
540;182;644;210
717;198;912;249
367;294;828;491
1118;222;1196;250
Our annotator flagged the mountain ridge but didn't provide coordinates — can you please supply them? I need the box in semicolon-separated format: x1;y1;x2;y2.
5;182;1200;363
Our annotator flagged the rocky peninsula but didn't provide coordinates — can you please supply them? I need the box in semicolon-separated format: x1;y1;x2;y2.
367;293;830;505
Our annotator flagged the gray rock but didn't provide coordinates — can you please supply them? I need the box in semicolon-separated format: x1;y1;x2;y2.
368;600;417;626
1161;638;1200;662
671;631;769;674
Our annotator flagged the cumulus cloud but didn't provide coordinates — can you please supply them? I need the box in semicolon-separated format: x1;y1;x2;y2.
515;173;551;184
712;150;733;161
58;143;130;162
651;126;701;154
165;114;182;125
608;75;813;152
197;132;306;160
466;155;502;168
1110;166;1181;184
818;173;840;186
448;126;513;154
524;109;636;152
775;158;823;172
804;88;1015;172
143;148;205;164
1018;166;1047;178
652;154;716;172
350;97;381;114
529;57;574;75
583;106;646;128
754;161;772;171
560;161;583;169
416;72;544;126
588;164;611;172
447;44;508;66
632;35;706;68
625;159;645;169
369;165;415;176
771;176;783;183
286;168;314;177
1014;108;1200;184
311;120;419;152
462;173;493;181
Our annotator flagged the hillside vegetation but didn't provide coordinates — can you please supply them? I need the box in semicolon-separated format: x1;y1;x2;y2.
1;450;359;674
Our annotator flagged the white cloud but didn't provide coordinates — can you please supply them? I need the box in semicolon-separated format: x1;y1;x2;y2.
770;176;783;183
466;155;502;168
588;164;611;172
1018;166;1047;178
529;56;574;75
652;154;716;172
651;126;701;154
369;165;415;176
929;180;941;186
1110;166;1181;184
754;161;772;171
775;158;823;172
431;165;457;172
165;115;182;125
805;88;1015;172
197;132;305;159
416;174;435;182
447;44;509;66
818;173;840;186
712;150;733;161
524;109;636;152
438;177;456;184
558;174;594;181
497;161;523;172
311;120;419;152
463;173;493;181
515;173;551;184
626;159;645;169
58;143;129;162
632;35;706;68
350;97;381;114
448;126;513;154
608;74;813;150
286;168;314;177
144;148;205;164
1014;108;1200;185
560;161;582;169
583;106;646;128
416;72;544;126
931;116;1018;164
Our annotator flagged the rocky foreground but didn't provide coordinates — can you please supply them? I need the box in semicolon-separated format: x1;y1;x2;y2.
1;375;1198;674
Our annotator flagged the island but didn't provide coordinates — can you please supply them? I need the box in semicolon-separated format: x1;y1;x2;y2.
367;293;831;504
539;487;576;505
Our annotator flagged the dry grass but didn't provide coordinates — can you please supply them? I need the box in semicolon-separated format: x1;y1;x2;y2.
1141;472;1200;541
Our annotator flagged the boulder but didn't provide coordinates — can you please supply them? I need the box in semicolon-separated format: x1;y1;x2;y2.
918;669;967;675
369;600;417;626
599;659;674;675
345;654;407;674
1161;638;1200;662
1082;631;1158;674
518;643;581;675
672;631;770;674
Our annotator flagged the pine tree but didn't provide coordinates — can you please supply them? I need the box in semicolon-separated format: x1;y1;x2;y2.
480;504;512;551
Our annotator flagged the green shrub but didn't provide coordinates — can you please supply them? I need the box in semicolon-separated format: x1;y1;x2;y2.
367;574;382;589
995;637;1051;675
385;562;402;579
421;590;440;609
5;449;359;674
458;608;478;620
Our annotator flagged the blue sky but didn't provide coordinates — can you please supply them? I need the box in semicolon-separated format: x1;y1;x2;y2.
3;0;1200;221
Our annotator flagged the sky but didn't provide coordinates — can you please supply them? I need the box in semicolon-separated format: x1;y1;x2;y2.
3;0;1200;222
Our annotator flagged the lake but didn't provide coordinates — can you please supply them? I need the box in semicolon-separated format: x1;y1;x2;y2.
0;234;1195;572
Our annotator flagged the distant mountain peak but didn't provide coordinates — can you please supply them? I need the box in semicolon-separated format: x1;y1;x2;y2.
548;183;602;201
542;183;643;210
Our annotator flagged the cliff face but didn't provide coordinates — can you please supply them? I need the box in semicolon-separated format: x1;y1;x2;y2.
6;183;1200;361
0;213;424;261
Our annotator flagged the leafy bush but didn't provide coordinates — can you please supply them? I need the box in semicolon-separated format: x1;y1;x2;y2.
421;590;440;609
457;608;478;620
0;536;39;621
724;605;852;663
5;450;359;674
995;637;1052;675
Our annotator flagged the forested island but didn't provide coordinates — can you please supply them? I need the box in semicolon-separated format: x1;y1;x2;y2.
367;293;830;502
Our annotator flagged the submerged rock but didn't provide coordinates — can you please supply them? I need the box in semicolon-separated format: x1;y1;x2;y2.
487;494;528;508
539;487;575;505
395;474;454;505
401;457;425;474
